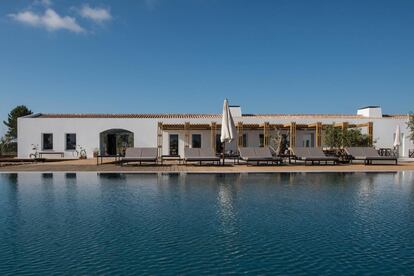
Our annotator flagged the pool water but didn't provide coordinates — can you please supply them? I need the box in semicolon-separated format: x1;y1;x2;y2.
1;172;414;274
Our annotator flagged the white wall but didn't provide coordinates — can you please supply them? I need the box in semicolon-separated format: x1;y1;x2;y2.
18;117;158;158
18;114;414;158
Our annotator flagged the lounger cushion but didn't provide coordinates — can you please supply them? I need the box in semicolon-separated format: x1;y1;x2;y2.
239;147;282;161
122;147;158;162
199;148;217;158
125;148;141;158
239;148;256;159
365;156;397;160
141;147;158;158
292;147;338;161
184;147;219;161
254;147;273;158
184;148;199;158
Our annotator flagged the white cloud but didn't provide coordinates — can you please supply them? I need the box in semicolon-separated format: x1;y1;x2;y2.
79;5;111;23
9;8;85;33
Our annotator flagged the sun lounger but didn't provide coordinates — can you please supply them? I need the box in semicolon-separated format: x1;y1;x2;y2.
239;147;283;165
345;147;397;165
120;147;158;165
184;148;220;165
291;147;339;165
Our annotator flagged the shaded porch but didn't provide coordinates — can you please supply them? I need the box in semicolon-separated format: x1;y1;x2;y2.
157;121;374;155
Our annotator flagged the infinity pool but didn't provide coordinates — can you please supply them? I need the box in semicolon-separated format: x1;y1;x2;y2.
1;172;413;274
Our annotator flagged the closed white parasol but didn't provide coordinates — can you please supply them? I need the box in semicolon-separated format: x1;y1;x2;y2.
220;99;236;164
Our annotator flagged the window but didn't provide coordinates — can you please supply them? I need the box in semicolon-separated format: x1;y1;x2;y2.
259;134;264;147
42;133;53;150
169;134;179;156
302;134;314;148
192;134;202;148
242;134;248;147
66;133;76;150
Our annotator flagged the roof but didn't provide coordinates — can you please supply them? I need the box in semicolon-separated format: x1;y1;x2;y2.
358;106;381;109
25;113;409;119
29;113;221;119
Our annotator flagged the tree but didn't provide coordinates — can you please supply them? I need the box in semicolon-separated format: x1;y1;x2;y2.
0;136;17;155
323;124;343;149
3;105;32;140
408;112;414;144
270;129;289;155
323;124;372;148
343;128;371;147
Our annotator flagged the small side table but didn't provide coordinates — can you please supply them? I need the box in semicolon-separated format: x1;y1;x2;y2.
223;154;240;165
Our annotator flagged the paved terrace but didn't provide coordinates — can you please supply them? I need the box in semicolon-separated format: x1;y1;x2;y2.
1;158;413;173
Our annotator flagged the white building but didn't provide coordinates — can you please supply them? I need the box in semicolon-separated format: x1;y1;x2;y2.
17;106;413;158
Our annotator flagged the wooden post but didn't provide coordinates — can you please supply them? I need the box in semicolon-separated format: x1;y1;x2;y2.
263;122;270;146
211;122;217;152
157;122;163;158
341;122;349;147
290;122;296;149
316;122;322;147
184;122;190;148
237;122;244;148
368;122;373;146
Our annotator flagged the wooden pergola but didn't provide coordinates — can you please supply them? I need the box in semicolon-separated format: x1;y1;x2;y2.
157;121;373;155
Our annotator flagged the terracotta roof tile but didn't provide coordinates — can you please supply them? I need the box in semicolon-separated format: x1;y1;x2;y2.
36;113;221;119
31;113;409;119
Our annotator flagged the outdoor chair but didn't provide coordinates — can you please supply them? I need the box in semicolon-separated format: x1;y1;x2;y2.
345;147;398;165
184;148;221;165
120;147;158;165
239;147;283;165
291;147;339;165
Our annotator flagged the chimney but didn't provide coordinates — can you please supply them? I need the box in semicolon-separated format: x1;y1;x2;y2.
229;105;242;117
357;106;382;118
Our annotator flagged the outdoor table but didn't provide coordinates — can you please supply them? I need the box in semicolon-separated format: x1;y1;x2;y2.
378;148;394;156
96;154;121;165
223;154;240;165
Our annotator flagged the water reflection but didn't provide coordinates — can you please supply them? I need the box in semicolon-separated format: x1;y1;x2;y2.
1;171;414;274
216;175;239;235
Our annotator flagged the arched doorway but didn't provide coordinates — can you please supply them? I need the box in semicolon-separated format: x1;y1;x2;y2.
100;129;134;156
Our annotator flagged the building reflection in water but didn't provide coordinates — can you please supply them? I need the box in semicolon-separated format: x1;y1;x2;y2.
216;174;240;235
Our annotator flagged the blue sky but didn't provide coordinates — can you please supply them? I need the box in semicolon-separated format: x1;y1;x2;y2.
1;0;414;134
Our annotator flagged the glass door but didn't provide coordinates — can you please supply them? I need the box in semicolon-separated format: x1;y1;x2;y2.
169;134;179;156
302;134;314;148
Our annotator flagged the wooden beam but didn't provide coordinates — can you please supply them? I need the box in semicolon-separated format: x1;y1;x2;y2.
184;122;190;148
243;124;261;130
354;123;370;128
237;122;244;148
211;122;217;152
157;122;163;158
341;122;349;131
269;124;285;129
289;122;296;148
264;122;270;146
368;121;373;146
316;122;322;147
